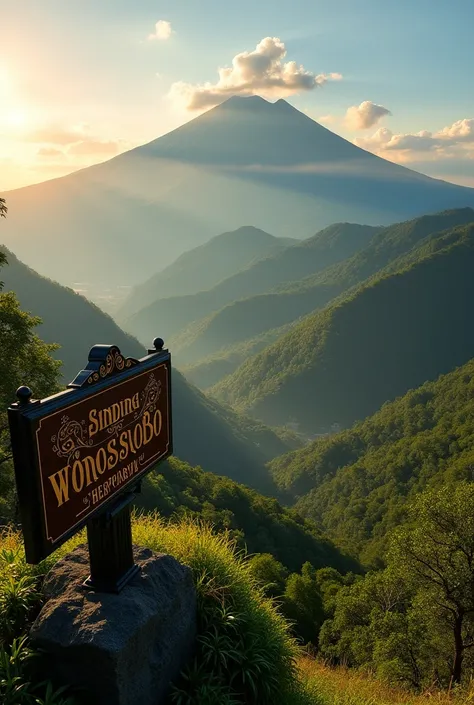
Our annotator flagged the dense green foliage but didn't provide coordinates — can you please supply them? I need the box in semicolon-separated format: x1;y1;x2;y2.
118;226;290;320
124;223;379;345
269;354;474;564
212;219;474;433
139;456;356;575
320;483;474;689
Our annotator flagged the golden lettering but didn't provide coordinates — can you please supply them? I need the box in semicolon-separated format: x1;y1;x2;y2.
96;447;107;475
133;422;143;450
71;460;85;493
127;428;136;455
82;455;98;486
153;409;162;437
142;411;154;444
119;431;129;460
49;466;70;507
107;438;119;470
88;409;99;438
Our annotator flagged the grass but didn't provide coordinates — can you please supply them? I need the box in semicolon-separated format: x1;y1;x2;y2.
299;657;474;705
0;514;314;705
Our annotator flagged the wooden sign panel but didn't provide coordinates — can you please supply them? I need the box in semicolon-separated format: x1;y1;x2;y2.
8;344;172;563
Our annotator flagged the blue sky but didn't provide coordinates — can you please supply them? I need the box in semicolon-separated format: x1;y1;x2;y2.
2;0;474;189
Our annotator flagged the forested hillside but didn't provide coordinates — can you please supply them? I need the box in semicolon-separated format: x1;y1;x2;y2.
181;324;294;390
118;225;292;319
212;220;474;433
123;222;379;344
138;456;356;574
171;207;474;377
268;355;474;565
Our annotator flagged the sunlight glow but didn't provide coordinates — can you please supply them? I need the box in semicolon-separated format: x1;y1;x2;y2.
4;109;28;128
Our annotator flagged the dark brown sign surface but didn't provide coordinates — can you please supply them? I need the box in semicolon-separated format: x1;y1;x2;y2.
8;345;172;563
36;363;170;544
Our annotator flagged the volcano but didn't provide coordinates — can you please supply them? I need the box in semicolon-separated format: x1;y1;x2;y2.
3;96;474;293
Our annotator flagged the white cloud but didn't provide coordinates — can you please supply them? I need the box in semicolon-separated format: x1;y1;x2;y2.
344;100;392;130
148;20;173;41
169;37;342;110
354;118;474;164
437;118;474;143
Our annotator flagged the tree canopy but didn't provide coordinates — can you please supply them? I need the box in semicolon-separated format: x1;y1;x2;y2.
320;482;474;688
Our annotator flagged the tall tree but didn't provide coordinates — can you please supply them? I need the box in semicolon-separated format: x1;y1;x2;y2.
0;197;6;219
390;482;474;685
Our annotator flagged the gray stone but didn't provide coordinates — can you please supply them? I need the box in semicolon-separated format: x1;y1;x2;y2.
30;544;197;705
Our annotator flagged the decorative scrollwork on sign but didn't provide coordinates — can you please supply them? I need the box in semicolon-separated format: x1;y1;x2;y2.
137;374;162;418
88;348;137;385
51;416;93;460
68;345;140;390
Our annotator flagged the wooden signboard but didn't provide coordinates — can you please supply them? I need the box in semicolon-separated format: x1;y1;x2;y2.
8;341;172;591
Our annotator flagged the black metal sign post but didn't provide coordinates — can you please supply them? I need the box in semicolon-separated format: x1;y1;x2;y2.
85;491;139;593
8;338;173;593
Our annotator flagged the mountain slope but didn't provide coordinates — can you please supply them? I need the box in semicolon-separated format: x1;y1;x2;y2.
171;369;295;494
181;324;294;390
211;221;474;433
267;356;474;565
171;208;474;368
4;96;474;296
124;222;380;344
0;247;290;493
139;456;357;574
118;225;292;320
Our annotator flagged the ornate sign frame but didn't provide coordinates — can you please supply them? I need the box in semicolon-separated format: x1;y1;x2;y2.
8;340;172;590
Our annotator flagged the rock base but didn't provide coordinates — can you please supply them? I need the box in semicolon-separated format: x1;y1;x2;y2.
29;544;196;705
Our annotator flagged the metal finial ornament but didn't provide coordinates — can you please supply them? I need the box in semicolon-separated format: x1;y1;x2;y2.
153;337;164;351
16;386;33;405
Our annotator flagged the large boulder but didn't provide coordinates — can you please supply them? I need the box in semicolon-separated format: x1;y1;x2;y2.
30;544;196;705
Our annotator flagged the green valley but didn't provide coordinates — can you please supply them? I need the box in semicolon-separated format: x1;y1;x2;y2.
122;222;379;344
211;217;474;434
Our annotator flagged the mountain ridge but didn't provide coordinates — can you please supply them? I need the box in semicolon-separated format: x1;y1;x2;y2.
118;225;292;319
211;214;474;432
123;221;380;343
3;96;474;295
